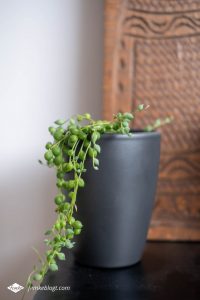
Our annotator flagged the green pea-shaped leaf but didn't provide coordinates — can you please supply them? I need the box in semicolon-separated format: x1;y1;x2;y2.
52;145;61;156
61;181;68;189
69;135;78;143
154;119;161;127
94;158;99;166
165;117;173;124
45;142;52;150
84;113;91;119
78;178;85;187
74;228;81;235
124;113;134;120
96;132;101;140
53;155;63;166
64;202;71;211
54;119;66;125
49;263;58;272
63;162;73;172
117;112;122;118
56;179;63;188
33;273;43;281
69;118;75;125
54;128;64;141
77;115;83;122
56;171;64;179
54;194;65;205
83;139;90;148
122;121;129;128
105;124;112;131
70;127;79;135
67;233;74;239
91;132;98;143
68;180;75;189
48;127;56;135
69;216;75;225
79;150;85;161
73;220;83;229
123;127;130;134
67;149;73;156
68;191;75;200
57;252;65;260
93;149;97;157
144;125;153;132
55;222;61;231
137;104;144;111
66;228;74;235
54;197;63;205
88;148;94;158
94;144;101;153
113;123;119;130
44;150;53;161
65;239;74;249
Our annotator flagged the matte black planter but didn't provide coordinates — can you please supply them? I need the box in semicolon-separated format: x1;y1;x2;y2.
74;131;161;268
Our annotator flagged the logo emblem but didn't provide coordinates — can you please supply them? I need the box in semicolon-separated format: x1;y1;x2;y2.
7;283;24;293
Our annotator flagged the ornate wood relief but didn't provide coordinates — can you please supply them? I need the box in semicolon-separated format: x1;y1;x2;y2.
104;0;200;240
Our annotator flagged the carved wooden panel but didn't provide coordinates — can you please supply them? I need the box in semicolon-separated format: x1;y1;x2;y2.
104;0;200;240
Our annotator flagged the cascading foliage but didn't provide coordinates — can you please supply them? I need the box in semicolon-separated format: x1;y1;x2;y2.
25;104;172;289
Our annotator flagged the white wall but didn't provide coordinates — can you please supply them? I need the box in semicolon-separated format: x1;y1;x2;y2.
0;1;104;299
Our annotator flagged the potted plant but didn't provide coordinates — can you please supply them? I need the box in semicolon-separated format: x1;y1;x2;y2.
23;104;171;293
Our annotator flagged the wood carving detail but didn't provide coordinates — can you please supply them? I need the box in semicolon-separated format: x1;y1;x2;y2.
123;13;200;38
104;0;200;240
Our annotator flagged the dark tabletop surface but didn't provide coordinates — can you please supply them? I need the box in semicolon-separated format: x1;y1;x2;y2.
34;242;200;300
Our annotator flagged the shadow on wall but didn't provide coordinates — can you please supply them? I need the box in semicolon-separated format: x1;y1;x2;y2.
0;1;104;300
0;166;56;300
75;0;104;118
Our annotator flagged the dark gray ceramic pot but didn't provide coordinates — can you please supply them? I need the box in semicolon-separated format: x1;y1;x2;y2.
74;131;161;268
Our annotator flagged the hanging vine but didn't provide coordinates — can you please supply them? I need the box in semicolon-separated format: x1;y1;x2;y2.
23;104;172;294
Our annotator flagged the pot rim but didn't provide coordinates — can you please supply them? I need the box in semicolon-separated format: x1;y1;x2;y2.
101;130;161;140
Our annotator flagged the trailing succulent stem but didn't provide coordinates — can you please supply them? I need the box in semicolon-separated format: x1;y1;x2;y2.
25;105;172;290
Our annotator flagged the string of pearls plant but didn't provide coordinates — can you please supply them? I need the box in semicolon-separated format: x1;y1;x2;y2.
24;104;172;292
